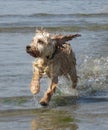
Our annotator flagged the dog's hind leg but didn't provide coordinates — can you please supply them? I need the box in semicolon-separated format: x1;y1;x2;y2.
69;69;79;96
40;77;58;106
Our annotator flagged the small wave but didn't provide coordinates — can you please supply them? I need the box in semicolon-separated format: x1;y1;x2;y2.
0;24;108;33
0;13;52;18
0;13;108;18
0;96;41;111
29;13;108;18
0;27;35;33
74;13;108;17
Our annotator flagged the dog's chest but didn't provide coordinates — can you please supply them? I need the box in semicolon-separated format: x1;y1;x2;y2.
32;59;53;77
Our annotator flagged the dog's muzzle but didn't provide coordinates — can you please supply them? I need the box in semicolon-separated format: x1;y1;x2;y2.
26;45;41;58
26;45;31;50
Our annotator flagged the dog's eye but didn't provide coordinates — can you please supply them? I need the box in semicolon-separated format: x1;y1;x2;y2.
38;39;44;44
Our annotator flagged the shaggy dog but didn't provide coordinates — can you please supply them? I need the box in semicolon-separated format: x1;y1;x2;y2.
26;29;81;106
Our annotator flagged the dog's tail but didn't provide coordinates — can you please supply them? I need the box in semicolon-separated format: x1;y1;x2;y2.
52;34;81;46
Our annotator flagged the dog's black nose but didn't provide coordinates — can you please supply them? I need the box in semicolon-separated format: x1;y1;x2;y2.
26;45;31;51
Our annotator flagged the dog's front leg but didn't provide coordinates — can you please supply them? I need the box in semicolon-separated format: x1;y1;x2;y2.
30;70;42;95
40;76;58;106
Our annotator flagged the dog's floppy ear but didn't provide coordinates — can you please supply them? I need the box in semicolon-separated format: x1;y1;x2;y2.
52;34;81;45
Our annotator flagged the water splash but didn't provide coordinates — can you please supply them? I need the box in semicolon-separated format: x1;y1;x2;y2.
32;95;41;108
56;56;108;96
57;76;73;95
77;56;108;96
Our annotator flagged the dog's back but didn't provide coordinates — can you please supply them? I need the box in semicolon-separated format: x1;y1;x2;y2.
47;43;76;77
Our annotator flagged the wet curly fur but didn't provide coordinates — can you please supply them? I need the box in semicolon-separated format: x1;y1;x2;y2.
26;29;81;106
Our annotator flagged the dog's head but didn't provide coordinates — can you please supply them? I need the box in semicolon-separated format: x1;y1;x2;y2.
26;29;81;58
26;29;56;58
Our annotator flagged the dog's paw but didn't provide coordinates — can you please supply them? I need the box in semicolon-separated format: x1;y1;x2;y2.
40;101;48;106
71;88;79;97
39;100;48;106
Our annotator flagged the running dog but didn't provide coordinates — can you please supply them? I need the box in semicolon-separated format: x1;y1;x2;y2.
26;29;81;106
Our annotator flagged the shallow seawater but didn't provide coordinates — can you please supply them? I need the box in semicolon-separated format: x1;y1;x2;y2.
0;0;108;129
0;95;108;130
